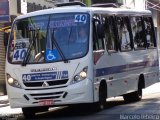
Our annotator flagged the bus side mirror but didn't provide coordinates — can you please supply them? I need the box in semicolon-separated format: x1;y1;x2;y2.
97;24;105;39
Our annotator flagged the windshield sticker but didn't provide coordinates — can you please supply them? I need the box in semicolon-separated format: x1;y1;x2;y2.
49;19;76;28
75;14;87;24
14;39;29;49
22;71;68;82
12;39;29;62
45;49;58;61
72;52;83;56
28;22;45;30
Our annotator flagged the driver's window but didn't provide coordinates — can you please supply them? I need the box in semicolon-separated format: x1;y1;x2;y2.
93;15;105;51
93;14;105;64
103;16;116;52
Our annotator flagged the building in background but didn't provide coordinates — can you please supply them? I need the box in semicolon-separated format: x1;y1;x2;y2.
0;0;10;95
122;0;146;9
145;0;160;47
122;0;160;48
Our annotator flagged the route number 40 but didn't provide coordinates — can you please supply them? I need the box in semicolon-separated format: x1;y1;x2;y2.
75;14;87;23
13;49;27;62
22;74;31;81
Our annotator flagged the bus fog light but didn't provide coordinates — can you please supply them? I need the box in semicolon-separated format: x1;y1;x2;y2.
74;75;81;81
14;81;20;86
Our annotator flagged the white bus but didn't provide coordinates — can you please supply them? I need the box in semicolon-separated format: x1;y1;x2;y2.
5;2;159;118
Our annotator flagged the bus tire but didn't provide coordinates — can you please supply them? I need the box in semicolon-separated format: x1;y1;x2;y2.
123;79;143;103
123;90;142;103
134;77;144;101
22;107;36;119
22;107;49;118
94;83;107;111
3;85;7;95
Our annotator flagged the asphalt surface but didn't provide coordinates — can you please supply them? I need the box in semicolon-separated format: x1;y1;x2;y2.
0;82;160;120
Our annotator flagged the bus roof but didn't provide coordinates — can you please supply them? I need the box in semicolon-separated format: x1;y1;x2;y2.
15;6;152;20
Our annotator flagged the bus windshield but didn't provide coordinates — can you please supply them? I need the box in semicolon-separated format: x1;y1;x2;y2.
8;13;90;64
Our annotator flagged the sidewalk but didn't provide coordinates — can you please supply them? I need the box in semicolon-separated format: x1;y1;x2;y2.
0;95;22;115
0;95;9;107
143;82;160;95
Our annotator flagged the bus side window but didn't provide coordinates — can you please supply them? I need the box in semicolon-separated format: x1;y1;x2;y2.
130;17;146;49
143;17;156;48
93;15;105;51
116;16;131;51
103;16;117;52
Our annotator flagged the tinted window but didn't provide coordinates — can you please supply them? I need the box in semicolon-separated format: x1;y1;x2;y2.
130;17;146;49
117;16;131;51
103;16;117;51
144;17;156;48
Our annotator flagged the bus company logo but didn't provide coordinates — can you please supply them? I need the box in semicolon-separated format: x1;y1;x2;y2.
31;67;57;72
42;81;49;87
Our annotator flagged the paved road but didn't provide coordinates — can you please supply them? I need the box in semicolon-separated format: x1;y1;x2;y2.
0;82;160;120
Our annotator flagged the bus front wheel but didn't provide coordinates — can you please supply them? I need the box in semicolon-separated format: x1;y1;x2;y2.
22;106;49;118
22;107;36;118
94;84;107;111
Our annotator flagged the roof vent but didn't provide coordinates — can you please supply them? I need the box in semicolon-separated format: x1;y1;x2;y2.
56;2;86;7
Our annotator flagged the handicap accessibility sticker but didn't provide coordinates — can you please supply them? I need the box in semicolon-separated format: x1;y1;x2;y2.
45;49;58;61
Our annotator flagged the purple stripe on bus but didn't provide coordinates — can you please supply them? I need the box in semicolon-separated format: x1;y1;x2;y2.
96;60;159;77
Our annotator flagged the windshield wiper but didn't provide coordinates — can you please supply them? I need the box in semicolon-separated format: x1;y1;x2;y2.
22;29;39;66
51;29;69;63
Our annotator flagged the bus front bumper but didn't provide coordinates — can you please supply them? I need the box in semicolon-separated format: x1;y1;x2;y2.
7;79;93;108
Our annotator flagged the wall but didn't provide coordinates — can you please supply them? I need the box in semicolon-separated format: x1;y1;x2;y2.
9;0;57;16
0;23;5;94
27;0;55;8
9;0;18;15
123;0;145;10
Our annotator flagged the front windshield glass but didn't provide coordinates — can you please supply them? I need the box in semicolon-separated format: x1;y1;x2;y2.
8;13;90;64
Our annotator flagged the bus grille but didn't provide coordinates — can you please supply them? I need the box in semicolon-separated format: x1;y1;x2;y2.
28;91;66;102
23;79;68;87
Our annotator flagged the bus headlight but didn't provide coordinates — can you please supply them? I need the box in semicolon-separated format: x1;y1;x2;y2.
71;66;88;84
6;74;22;88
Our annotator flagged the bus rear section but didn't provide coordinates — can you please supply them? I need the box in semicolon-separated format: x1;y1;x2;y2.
92;8;159;104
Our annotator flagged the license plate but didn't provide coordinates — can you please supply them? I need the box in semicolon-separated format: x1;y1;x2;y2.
39;99;54;106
